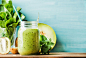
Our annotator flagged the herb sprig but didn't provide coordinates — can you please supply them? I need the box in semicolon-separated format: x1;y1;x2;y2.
40;35;54;54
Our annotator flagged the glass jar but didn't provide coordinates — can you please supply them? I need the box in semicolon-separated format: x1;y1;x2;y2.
0;27;17;46
18;21;40;55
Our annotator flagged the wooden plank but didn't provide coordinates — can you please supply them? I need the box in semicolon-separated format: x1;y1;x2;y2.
0;52;86;58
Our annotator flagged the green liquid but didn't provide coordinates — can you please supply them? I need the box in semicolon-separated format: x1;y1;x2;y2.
18;28;39;55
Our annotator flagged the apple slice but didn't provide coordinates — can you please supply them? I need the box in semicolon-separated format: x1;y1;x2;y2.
38;23;56;49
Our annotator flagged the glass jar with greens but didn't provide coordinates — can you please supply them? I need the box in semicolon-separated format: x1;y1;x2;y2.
0;0;25;46
0;27;16;46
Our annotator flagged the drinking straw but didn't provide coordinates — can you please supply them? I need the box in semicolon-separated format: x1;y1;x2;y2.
13;5;22;21
37;12;39;23
12;5;22;48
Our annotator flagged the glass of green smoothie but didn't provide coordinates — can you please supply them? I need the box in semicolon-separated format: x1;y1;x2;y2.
18;21;40;55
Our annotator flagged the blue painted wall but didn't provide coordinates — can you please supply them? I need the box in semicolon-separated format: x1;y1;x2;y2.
1;0;86;52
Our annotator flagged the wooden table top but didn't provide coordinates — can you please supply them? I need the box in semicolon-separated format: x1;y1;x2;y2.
0;52;86;58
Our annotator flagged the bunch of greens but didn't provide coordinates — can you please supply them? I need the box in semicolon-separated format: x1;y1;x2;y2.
40;35;54;54
0;0;25;45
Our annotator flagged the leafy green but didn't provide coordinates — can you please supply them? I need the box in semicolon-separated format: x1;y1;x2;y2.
20;12;25;20
4;0;13;15
0;12;7;20
13;7;21;22
0;0;26;45
12;23;18;27
0;20;6;28
40;35;54;54
0;5;5;12
5;26;15;45
5;18;15;27
2;0;7;5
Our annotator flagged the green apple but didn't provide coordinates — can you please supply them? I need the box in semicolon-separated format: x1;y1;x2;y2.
38;23;56;49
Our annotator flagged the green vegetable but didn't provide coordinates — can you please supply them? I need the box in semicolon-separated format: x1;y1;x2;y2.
2;0;7;5
40;35;54;54
13;7;21;22
0;0;26;45
5;26;15;45
0;12;7;20
0;20;6;28
4;0;13;15
0;5;5;12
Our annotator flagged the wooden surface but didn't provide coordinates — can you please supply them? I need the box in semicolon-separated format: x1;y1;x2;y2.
0;52;86;58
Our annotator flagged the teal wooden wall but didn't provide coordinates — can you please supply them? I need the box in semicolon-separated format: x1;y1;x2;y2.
1;0;86;52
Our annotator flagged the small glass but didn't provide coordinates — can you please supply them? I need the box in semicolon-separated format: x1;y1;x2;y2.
18;21;40;55
0;27;17;46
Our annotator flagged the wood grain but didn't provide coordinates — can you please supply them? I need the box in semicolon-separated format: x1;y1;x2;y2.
0;52;86;58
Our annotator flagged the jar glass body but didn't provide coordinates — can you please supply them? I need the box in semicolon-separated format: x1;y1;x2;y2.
18;21;40;55
0;27;16;46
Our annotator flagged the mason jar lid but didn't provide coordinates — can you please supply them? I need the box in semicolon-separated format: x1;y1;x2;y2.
20;21;38;28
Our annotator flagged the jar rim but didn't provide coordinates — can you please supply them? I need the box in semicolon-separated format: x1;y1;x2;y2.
20;21;38;24
20;21;38;27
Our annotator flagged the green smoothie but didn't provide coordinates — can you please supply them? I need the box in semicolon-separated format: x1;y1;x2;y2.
18;28;39;55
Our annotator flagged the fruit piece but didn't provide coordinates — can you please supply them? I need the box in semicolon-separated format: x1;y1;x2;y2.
38;23;56;49
0;37;10;54
10;37;18;54
15;37;18;47
10;47;18;54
